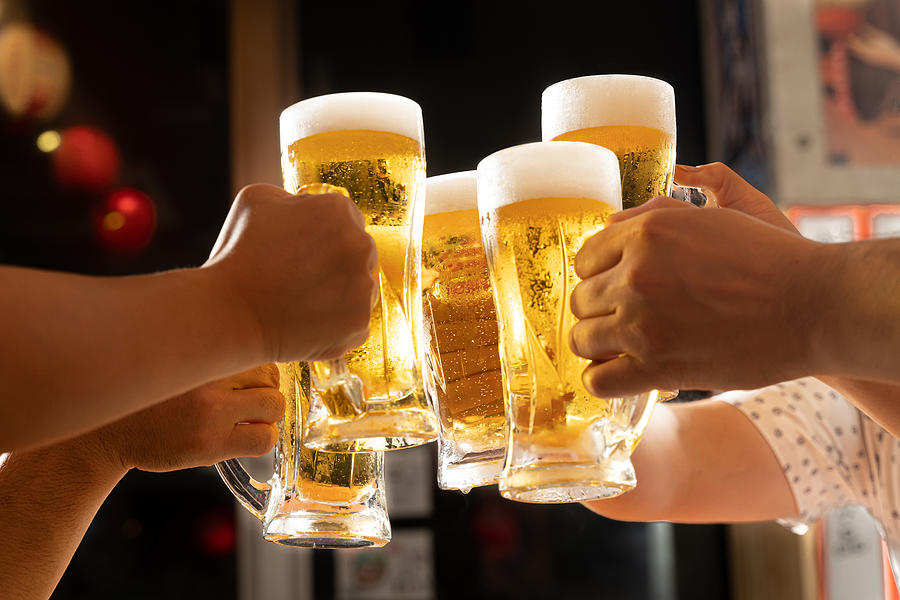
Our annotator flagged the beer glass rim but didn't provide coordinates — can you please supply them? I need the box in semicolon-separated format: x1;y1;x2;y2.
280;91;424;148
541;74;676;140
476;141;621;212
425;171;477;215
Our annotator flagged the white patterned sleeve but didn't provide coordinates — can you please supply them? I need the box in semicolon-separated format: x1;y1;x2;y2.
716;378;874;531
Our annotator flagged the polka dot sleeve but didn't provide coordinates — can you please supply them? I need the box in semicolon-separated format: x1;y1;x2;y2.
716;378;874;532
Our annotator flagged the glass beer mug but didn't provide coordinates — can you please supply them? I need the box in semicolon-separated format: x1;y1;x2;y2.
216;362;390;548
542;74;683;401
478;141;656;502
422;171;507;492
280;93;438;452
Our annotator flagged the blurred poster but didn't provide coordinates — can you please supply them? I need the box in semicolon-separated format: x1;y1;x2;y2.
705;0;770;191
335;529;435;600
818;0;900;164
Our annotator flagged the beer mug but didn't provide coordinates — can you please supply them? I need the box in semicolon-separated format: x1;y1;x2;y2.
478;141;654;503
542;74;684;401
422;171;506;492
216;362;390;548
280;93;438;452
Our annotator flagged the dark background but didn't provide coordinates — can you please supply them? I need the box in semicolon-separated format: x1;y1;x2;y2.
0;1;726;598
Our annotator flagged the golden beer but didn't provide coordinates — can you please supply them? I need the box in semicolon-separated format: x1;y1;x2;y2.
216;360;390;549
423;172;506;491
543;74;678;401
280;93;438;451
553;125;676;209
479;141;646;503
274;362;382;508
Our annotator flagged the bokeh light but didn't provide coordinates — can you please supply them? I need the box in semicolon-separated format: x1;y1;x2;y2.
36;129;60;152
93;188;157;253
52;126;120;191
0;22;71;120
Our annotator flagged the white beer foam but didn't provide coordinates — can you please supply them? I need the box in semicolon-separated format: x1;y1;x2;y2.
425;171;477;215
280;92;424;148
541;75;675;141
476;142;622;212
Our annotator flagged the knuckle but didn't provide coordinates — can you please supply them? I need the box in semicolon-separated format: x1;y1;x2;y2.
257;363;280;388
623;262;652;295
582;366;604;396
265;391;287;421
636;211;666;240
249;426;277;456
569;322;587;357
573;252;591;280
234;184;266;209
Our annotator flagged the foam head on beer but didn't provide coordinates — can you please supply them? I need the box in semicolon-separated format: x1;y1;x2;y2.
280;91;424;151
425;171;477;215
541;75;676;213
476;141;622;211
540;74;675;142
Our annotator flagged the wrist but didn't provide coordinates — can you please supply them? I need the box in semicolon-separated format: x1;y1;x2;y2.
187;265;271;365
30;433;128;488
801;241;856;377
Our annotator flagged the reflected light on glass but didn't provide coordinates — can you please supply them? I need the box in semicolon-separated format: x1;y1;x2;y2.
36;130;61;153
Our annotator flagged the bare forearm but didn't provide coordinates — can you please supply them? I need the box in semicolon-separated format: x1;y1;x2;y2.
813;240;900;386
0;442;126;599
583;402;797;524
0;265;266;450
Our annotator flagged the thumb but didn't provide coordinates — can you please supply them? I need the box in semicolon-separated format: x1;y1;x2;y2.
674;163;797;233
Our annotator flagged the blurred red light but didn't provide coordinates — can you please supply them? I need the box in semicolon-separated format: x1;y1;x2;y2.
93;188;156;253
52;126;120;192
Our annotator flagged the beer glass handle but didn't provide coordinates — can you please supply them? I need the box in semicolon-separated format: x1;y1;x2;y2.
671;184;712;207
215;459;271;520
310;359;367;415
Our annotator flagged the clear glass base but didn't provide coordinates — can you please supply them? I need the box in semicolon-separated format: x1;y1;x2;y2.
263;510;391;549
303;405;439;452
438;450;505;493
499;459;636;504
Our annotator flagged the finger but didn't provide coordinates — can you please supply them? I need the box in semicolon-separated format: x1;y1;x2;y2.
676;163;798;231
607;196;694;224
570;273;617;319
232;388;286;424
574;227;624;279
366;234;379;274
223;423;278;458
569;317;623;362
581;356;658;398
674;163;761;211
227;364;280;390
344;196;367;231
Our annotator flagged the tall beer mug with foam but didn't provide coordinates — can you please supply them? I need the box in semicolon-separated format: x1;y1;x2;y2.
280;93;438;452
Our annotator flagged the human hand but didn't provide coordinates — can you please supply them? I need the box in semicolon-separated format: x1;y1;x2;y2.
83;365;285;477
674;163;798;233
568;166;833;396
848;25;900;74
204;184;377;362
